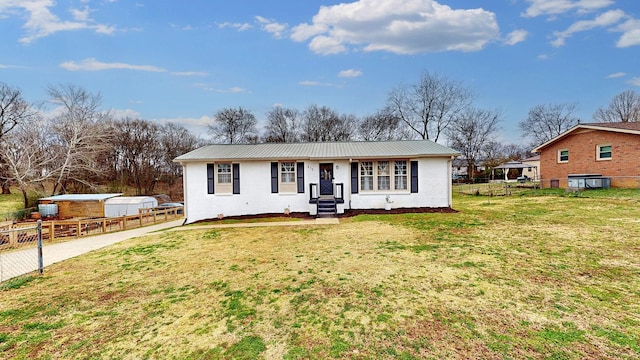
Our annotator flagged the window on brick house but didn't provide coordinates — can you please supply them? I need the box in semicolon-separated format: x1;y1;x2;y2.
558;149;569;163
597;144;612;160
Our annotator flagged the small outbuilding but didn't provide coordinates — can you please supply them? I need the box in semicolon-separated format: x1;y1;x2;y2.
104;196;158;217
39;194;122;219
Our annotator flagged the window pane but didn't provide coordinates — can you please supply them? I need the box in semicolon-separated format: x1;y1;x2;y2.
599;145;612;159
361;177;373;190
560;150;569;162
218;164;231;183
378;176;390;190
394;161;407;190
377;161;390;175
360;162;373;176
281;162;296;183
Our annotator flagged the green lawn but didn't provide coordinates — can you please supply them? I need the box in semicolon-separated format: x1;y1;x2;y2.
1;190;639;359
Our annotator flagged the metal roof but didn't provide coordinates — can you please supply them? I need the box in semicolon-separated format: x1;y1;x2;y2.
39;193;122;202
104;196;157;205
174;140;460;162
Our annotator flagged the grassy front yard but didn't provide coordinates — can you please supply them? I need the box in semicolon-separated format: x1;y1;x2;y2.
1;191;639;359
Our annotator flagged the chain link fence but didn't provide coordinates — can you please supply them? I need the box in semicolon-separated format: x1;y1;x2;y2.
0;221;43;283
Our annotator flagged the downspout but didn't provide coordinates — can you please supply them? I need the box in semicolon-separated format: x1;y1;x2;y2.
181;162;188;226
448;157;454;208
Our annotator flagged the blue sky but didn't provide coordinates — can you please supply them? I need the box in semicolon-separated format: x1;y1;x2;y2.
1;0;639;143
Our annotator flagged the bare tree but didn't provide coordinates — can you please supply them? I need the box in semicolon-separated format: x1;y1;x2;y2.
357;109;410;141
387;71;473;142
0;119;54;207
208;107;258;144
47;84;113;194
109;118;163;195
263;106;301;143
301;105;355;142
0;82;40;194
446;107;501;181
159;122;200;179
519;103;579;147
593;90;640;123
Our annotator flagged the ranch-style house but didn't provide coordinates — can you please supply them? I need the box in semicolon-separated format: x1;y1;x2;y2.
533;122;640;189
174;140;460;223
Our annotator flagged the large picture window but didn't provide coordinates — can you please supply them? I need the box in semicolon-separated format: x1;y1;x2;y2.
358;160;410;192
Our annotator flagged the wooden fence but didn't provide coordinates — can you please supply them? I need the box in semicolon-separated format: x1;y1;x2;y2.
1;206;183;246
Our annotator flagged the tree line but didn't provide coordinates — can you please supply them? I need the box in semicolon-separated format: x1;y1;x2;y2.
0;83;200;207
2;73;639;207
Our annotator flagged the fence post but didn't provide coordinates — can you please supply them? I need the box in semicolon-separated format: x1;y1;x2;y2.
37;220;43;275
50;221;55;241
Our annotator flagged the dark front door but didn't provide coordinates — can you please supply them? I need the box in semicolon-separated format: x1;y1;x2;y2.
319;163;334;195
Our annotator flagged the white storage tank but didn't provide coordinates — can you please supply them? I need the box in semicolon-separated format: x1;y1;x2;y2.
38;204;59;217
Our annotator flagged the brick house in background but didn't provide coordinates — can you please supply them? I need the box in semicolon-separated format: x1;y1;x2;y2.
533;123;640;189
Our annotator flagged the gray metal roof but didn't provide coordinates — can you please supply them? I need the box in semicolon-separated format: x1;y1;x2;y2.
39;193;122;202
174;140;460;162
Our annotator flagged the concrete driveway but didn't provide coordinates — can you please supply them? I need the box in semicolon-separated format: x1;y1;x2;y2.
0;219;184;282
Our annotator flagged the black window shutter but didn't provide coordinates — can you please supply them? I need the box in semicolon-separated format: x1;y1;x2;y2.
297;162;305;193
411;161;418;193
271;162;279;193
232;163;240;194
207;164;215;194
351;162;359;194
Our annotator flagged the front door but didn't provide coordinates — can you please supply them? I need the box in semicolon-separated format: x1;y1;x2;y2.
319;163;334;195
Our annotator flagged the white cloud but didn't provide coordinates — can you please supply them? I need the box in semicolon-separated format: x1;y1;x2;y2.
152;115;213;138
551;9;626;47
111;108;142;120
338;69;363;78
298;80;337;87
606;72;625;78
537;53;551;60
615;18;640;47
195;83;248;93
255;16;287;38
0;63;28;69
627;77;640;87
504;29;528;45
522;0;614;18
290;0;499;55
60;58;166;72
172;71;208;77
218;22;252;31
0;0;117;43
70;6;91;22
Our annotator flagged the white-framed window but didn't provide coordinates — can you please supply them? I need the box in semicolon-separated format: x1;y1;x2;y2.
394;160;407;190
359;160;410;192
281;162;296;183
558;149;569;163
217;163;231;184
597;144;612;161
377;161;390;190
279;161;297;193
216;163;232;193
360;161;373;191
